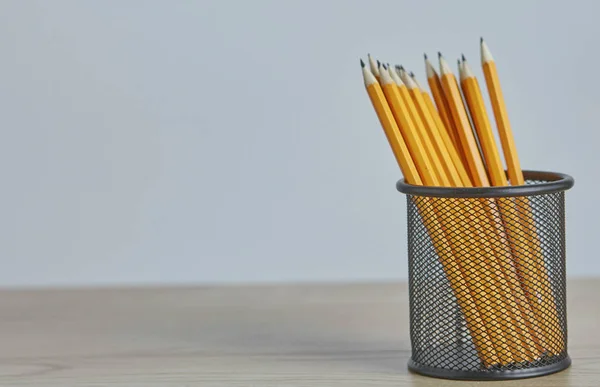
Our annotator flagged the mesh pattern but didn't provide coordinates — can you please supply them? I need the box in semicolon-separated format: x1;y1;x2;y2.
406;178;568;376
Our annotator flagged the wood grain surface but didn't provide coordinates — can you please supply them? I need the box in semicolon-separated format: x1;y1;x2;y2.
0;279;597;386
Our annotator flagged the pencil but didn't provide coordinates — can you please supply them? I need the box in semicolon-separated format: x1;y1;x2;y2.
480;40;563;355
401;71;463;186
460;57;545;359
424;55;465;163
393;65;450;186
439;53;490;186
380;66;438;184
440;53;544;362
414;73;472;186
361;60;419;182
459;57;506;185
479;40;521;185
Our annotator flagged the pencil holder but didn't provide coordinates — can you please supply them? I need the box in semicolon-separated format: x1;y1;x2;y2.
396;170;573;380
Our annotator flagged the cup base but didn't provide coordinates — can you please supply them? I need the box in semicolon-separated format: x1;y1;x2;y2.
408;355;571;380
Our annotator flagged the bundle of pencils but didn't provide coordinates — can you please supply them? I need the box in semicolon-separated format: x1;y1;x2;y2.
362;39;561;367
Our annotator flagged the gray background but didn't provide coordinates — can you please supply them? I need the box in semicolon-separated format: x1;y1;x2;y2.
0;0;594;287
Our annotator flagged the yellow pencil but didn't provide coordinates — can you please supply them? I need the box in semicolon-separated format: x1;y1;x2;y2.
481;40;563;354
439;54;490;186
361;60;418;182
439;53;544;362
460;57;545;359
393;65;450;187
381;66;438;184
479;41;520;186
424;56;463;157
401;71;463;187
414;73;472;186
410;71;472;186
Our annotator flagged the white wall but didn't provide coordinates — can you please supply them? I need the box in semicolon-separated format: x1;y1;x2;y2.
0;0;596;287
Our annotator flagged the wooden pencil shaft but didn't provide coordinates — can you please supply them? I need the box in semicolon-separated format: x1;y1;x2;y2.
479;198;543;360
497;197;555;354
460;69;507;186
415;198;499;366
406;84;464;186
480;43;523;186
460;59;563;357
514;197;564;354
396;84;451;186
421;92;472;186
480;41;564;353
363;68;422;185
380;71;439;186
426;66;465;160
459;60;550;359
436;58;546;361
439;61;490;187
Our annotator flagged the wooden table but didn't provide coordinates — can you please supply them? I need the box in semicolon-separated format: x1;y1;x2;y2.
0;279;597;386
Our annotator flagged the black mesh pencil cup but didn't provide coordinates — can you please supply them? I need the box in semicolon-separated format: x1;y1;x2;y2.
396;170;574;380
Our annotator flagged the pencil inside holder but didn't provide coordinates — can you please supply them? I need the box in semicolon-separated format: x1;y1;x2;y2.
397;170;573;380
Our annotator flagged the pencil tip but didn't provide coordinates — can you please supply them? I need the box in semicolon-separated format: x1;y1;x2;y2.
480;37;484;44
424;53;428;60
360;58;365;68
368;53;371;58
409;71;415;77
457;59;461;67
399;65;405;70
461;53;466;61
377;60;381;68
382;63;387;70
438;51;442;58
